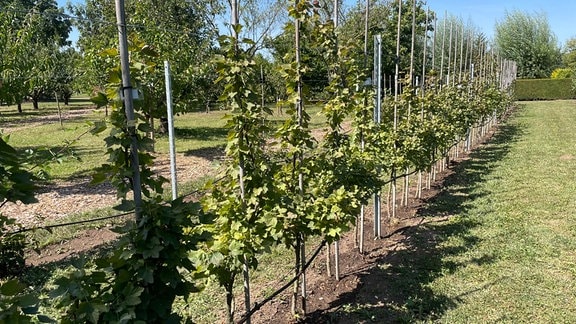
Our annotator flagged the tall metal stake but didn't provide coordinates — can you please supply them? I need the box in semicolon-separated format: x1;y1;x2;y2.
447;20;453;86
333;0;341;281
403;0;416;207
421;8;429;94
432;15;437;71
358;0;370;254
392;0;402;219
260;65;265;109
373;34;382;238
115;0;142;220
417;8;429;200
439;12;446;86
333;0;339;28
164;61;178;201
458;24;465;83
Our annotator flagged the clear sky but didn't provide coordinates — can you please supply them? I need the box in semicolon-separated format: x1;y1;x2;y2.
58;0;576;47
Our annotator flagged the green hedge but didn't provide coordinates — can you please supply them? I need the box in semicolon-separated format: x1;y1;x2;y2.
513;78;576;100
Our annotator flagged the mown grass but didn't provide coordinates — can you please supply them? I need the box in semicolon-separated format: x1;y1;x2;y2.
321;100;576;322
1;100;326;180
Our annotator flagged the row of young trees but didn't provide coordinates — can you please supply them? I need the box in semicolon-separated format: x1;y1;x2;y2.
1;0;517;323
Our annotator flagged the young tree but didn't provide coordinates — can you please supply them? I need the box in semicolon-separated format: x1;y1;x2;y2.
495;10;561;78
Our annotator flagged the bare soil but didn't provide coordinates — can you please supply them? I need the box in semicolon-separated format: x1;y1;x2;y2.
250;170;456;324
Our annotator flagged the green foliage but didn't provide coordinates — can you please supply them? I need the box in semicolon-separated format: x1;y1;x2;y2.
70;0;223;112
0;216;26;279
46;30;214;323
0;0;72;109
0;135;37;278
50;199;210;323
90;39;166;199
193;29;280;322
312;13;382;241
0;136;37;206
514;79;576;100
562;37;576;69
0;279;52;323
0;3;515;322
550;68;572;79
495;10;561;78
0;135;47;320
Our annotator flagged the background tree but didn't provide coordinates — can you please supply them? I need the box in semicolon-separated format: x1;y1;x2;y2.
52;48;80;105
562;37;576;70
495;10;561;78
0;1;30;110
0;0;71;111
340;0;432;85
238;0;288;56
70;0;222;117
432;15;486;84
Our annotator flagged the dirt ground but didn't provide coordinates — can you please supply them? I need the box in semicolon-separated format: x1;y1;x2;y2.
249;173;455;323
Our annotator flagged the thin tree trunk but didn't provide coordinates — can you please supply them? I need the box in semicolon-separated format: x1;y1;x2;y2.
55;91;63;128
225;275;236;324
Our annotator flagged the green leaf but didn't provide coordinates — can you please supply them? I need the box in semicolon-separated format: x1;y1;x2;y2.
0;279;25;296
100;48;118;57
37;314;56;323
91;92;109;108
113;199;136;212
139;44;158;57
90;121;108;135
124;287;143;306
91;172;107;185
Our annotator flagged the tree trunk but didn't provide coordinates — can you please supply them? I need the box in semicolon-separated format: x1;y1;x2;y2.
225;274;236;324
32;98;39;110
17;103;22;113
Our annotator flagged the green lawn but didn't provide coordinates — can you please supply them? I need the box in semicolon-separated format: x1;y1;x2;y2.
429;100;576;322
1;100;326;180
327;100;576;322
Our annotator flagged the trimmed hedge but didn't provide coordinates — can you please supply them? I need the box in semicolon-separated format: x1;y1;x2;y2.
513;78;576;100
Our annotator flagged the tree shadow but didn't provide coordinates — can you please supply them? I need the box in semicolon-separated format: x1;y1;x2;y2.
183;146;226;161
305;122;524;323
166;126;229;141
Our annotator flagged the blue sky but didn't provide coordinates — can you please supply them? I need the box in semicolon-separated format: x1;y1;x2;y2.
423;0;576;46
58;0;575;47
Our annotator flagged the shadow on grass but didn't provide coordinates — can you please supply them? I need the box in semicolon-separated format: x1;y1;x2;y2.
183;146;226;161
169;126;229;141
305;122;524;323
